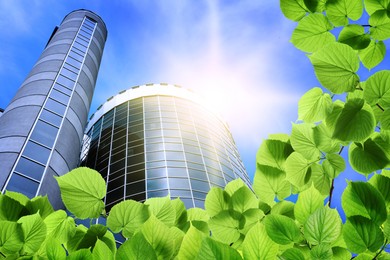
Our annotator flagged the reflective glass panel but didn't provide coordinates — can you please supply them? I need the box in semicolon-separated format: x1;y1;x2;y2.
147;178;168;191
45;98;66;115
53;83;72;96
50;89;70;105
6;174;39;198
23;141;51;164
15;157;45;181
40;109;62;126
56;75;75;89
60;67;78;81
30;120;58;147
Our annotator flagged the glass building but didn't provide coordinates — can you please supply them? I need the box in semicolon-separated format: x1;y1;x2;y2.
81;83;251;210
0;10;107;208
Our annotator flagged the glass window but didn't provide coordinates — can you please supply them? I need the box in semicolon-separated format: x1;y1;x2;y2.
45;98;66;115
70;47;84;58
127;154;145;165
50;89;70;105
166;167;187;177
53;83;72;96
60;67;78;81
181;198;194;208
63;62;79;74
127;170;145;183
194;200;205;208
189;169;207;180
6;174;39;199
164;143;183;151
79;29;92;38
147;167;166;179
69;50;84;62
147;190;168;198
193;191;207;200
56;75;75;89
145;143;164;152
147;178;168;191
170;189;192;198
146;151;164;162
127;192;146;202
146;161;165;169
73;41;87;53
65;56;82;69
15;157;45;181
30;120;58;148
168;178;190;189
190;179;210;192
40;109;62;126
106;187;124;205
23;141;51;164
77;34;90;44
126;181;145;195
108;176;124;191
166;160;186;168
165;151;184;160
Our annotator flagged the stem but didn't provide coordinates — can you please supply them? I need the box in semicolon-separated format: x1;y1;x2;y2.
377;103;385;112
329;146;344;207
362;24;372;27
0;251;6;258
373;239;388;259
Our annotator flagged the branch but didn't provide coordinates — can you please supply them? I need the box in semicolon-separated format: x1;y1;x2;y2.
329;146;344;207
373;239;388;259
377;103;385;112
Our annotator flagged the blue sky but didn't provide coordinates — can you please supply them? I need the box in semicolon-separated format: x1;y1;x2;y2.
1;1;388;215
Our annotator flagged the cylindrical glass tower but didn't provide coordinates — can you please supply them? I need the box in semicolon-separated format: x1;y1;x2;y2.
81;83;251;210
0;10;107;208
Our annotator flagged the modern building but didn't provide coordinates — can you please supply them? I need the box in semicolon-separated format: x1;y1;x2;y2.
81;83;251;210
0;108;4;117
0;10;107;208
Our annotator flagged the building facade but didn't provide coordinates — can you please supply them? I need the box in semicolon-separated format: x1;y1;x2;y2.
0;10;107;208
81;84;251;210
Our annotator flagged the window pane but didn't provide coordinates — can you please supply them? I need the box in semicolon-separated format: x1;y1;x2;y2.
73;42;87;53
65;56;82;69
40;109;62;126
69;50;84;62
147;190;168;198
56;75;75;89
30;120;58;147
45;98;66;115
15;157;45;181
6;174;39;198
63;62;79;74
147;168;166;179
190;179;210;192
50;89;70;105
53;83;72;96
168;178;190;189
23;141;51;164
60;67;78;81
147;178;168;191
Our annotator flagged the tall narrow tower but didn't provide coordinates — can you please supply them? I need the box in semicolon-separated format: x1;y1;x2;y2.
0;10;107;208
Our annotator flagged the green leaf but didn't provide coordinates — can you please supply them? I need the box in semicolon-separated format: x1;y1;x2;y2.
280;0;308;21
359;40;386;69
365;0;390;15
116;232;156;260
187;208;209;222
381;108;390;130
92;239;114;260
349;138;390;175
141;215;174;259
256;139;293;171
263;214;300;245
332;246;352;260
291;13;335;52
46;239;66;260
76;224;107;250
291;123;321;160
178;224;205;259
65;224;87;253
323;153;346;178
281;248;305;260
224;179;246;196
253;165;291;204
5;191;29;206
298;87;333;123
313;123;341;153
271;200;295;219
0;221;23;256
0;194;28;221
242;222;279;259
26;196;54;219
295;185;324;224
370;10;390;40
230;186;258;214
333;98;375;142
304;206;342;245
342;181;387;225
309;42;360;94
311;163;332;195
144;196;175;227
310;243;333;259
241;208;265;234
17;212;46;254
171;198;187;229
205;187;230;218
67;248;92;260
196;237;242;260
327;0;364;26
285;152;313;187
209;210;241;245
44;210;76;244
369;173;390;208
364;70;390;108
338;25;371;50
343;216;384;253
170;226;185;257
106;200;149;239
55;167;106;219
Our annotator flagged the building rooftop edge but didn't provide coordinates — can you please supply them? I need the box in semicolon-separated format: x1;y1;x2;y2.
63;9;107;32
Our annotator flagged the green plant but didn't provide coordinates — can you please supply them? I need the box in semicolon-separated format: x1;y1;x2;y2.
2;1;390;259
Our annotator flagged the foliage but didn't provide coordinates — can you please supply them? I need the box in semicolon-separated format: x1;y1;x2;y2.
2;1;390;259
